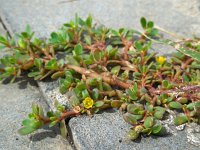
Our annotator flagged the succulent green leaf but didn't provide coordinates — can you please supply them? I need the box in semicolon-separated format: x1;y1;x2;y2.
76;82;86;91
32;103;39;115
144;116;154;128
0;35;8;45
177;98;188;104
142;128;152;135
147;104;154;112
93;51;104;61
65;70;73;81
86;15;92;27
111;100;123;108
30;120;42;129
47;111;54;118
25;25;31;35
133;114;143;120
34;58;43;69
57;105;65;112
51;71;65;79
174;115;188;126
92;88;99;100
60;120;68;138
127;89;137;101
66;56;80;66
81;89;90;99
106;45;118;58
134;41;143;51
147;21;154;28
183;74;190;83
111;65;121;75
45;59;58;70
84;57;93;65
6;66;15;73
18;127;36;135
94;101;104;108
50;116;57;121
123;113;137;125
59;78;71;94
154;107;166;120
127;103;144;115
162;80;169;88
50;32;59;42
110;29;119;36
49;121;57;127
140;17;147;29
127;129;139;140
22;119;32;126
168;101;182;109
28;72;40;78
148;28;158;37
152;125;166;135
102;82;112;91
73;43;83;56
84;35;92;45
187;102;200;111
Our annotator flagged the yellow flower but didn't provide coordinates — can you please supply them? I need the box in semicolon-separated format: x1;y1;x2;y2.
156;56;166;65
83;97;94;109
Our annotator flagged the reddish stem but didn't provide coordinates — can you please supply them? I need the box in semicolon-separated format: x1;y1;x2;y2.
65;64;131;89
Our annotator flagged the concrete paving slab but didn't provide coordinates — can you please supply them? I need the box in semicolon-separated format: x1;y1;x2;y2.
1;0;200;149
0;0;200;37
0;77;73;150
0;24;73;150
39;80;200;150
0;21;6;35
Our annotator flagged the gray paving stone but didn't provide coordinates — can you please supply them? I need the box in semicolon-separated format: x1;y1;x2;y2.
0;25;73;150
1;0;200;149
69;112;200;150
39;80;200;150
0;77;72;150
0;0;200;38
0;22;6;35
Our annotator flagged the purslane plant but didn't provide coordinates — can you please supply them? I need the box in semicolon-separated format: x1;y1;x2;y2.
0;15;199;140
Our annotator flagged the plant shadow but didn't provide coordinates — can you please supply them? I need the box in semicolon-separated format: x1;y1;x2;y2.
30;125;60;142
2;73;38;89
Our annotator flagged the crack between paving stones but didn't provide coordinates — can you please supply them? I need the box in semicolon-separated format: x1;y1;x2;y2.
65;121;77;150
37;83;76;149
58;0;81;4
0;16;11;37
0;13;76;149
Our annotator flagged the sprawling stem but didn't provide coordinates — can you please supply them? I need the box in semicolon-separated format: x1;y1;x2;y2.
39;110;80;125
65;64;131;89
151;85;200;95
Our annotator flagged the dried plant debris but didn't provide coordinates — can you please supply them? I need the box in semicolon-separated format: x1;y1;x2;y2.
0;15;199;143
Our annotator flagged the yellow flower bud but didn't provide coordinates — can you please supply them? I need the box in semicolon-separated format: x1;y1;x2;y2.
134;125;144;133
156;56;166;65
83;97;94;109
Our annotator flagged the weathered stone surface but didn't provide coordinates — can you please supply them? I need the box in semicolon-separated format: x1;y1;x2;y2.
1;0;200;149
39;80;200;150
0;22;6;35
69;112;200;150
38;80;71;110
0;24;73;150
0;0;200;38
0;77;73;150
